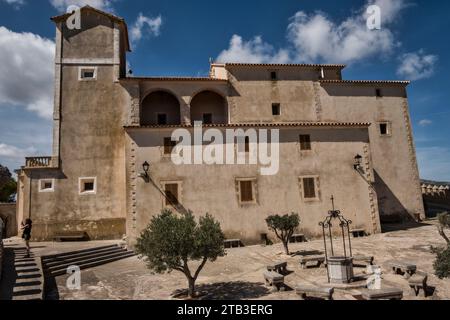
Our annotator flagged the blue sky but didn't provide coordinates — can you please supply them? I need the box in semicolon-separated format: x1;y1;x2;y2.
0;0;449;181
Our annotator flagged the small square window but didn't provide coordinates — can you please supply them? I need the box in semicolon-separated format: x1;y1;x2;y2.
299;135;312;151
379;122;391;136
164;137;177;155
79;177;96;195
272;103;281;116
157;114;167;125
39;179;54;193
376;88;382;98
270;71;278;81
79;67;97;80
203;113;213;124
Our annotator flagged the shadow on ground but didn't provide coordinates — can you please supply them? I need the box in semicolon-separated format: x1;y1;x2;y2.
381;222;429;233
172;281;271;300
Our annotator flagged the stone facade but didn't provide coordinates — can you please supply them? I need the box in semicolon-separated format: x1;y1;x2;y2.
16;6;424;245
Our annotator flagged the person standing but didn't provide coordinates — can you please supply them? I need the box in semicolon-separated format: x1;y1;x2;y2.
21;219;32;257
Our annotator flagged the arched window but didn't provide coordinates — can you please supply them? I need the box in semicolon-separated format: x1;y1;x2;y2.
190;91;227;125
141;91;181;126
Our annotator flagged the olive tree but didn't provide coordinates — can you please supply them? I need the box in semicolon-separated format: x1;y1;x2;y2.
266;213;300;255
437;212;450;246
135;209;225;298
433;212;450;279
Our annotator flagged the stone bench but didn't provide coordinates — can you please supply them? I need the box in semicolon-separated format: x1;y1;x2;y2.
353;255;374;267
224;239;242;249
388;261;417;279
53;231;88;242
267;261;288;274
289;234;306;243
299;255;326;269
359;288;403;300
296;285;334;300
264;271;285;291
409;272;428;297
351;229;367;238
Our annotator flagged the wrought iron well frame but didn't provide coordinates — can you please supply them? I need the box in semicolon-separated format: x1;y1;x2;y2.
319;196;353;283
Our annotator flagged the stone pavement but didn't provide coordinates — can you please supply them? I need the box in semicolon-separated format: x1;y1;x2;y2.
2;221;450;300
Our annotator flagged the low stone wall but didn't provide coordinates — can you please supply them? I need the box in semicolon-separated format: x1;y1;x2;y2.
0;203;17;238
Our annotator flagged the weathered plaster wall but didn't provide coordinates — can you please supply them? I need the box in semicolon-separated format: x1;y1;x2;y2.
19;11;129;241
318;84;425;220
126;127;378;245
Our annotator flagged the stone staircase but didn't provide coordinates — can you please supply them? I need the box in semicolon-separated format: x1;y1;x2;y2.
10;248;44;300
41;244;135;278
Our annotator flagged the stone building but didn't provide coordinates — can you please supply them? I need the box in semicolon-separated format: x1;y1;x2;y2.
16;6;425;245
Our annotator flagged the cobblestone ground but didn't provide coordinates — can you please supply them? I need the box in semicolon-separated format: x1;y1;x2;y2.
6;221;450;300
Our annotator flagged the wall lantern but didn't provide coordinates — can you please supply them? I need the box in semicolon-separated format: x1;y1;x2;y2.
139;161;150;182
353;154;363;171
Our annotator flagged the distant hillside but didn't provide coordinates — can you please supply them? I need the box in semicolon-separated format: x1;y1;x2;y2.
421;179;450;186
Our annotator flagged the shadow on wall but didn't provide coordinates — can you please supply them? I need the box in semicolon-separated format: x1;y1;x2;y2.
374;170;417;225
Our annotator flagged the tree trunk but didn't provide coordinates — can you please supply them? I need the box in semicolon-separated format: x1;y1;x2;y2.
187;277;196;298
282;240;290;255
438;226;450;246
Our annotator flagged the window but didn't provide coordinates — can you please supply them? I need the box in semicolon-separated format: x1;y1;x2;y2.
79;177;97;195
375;88;382;98
157;114;167;125
164;183;179;206
300;176;320;201
299;135;312;151
237;136;251;153
164;137;177;155
240;180;254;202
270;71;278;81
79;67;97;81
39;179;54;193
379;122;391;136
203;113;213;124
272;103;281;116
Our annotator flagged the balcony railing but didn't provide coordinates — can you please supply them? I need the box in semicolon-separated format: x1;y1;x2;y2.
25;157;57;169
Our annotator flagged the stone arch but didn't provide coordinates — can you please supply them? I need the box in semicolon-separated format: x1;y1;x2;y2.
189;90;228;125
141;90;181;125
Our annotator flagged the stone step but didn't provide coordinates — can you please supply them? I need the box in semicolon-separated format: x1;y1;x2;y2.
46;252;135;277
43;247;126;267
12;256;44;301
41;244;119;261
44;249;132;274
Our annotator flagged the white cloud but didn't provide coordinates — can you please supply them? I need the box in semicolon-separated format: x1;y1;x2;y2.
49;0;113;12
217;0;408;64
0;143;37;159
130;13;162;44
417;147;450;181
0;27;55;119
397;50;438;80
2;0;25;8
419;119;433;127
216;35;290;64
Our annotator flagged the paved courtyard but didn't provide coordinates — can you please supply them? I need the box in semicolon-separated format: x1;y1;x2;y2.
3;221;450;300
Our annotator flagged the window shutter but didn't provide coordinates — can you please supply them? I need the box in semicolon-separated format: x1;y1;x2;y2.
300;135;311;150
164;138;176;154
165;184;179;206
240;181;253;202
303;178;316;199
